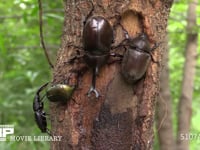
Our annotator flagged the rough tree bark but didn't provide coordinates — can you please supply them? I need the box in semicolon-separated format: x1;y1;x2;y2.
177;0;198;150
50;0;173;149
156;42;175;150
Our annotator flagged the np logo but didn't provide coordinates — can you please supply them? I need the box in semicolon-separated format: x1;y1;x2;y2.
0;125;14;141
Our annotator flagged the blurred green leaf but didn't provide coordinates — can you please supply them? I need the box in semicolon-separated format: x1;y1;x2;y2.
0;0;63;149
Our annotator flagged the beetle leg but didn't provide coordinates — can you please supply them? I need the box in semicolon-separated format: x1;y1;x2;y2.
36;83;49;104
87;87;99;98
36;82;49;97
65;45;84;64
151;42;162;51
111;18;129;50
71;97;80;105
67;54;84;64
110;52;123;59
149;53;160;65
42;112;50;117
150;42;162;63
95;66;99;76
46;128;53;136
111;41;126;50
107;53;123;64
87;67;99;98
40;94;47;104
84;0;94;25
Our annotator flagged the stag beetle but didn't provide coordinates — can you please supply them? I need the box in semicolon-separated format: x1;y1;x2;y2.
33;83;74;134
33;83;51;135
120;32;160;84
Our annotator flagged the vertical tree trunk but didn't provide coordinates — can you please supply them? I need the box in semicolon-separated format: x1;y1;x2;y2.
50;0;173;149
177;0;198;149
156;42;175;150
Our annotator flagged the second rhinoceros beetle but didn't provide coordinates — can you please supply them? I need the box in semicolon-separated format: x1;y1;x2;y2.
120;32;159;84
68;13;113;98
33;83;74;134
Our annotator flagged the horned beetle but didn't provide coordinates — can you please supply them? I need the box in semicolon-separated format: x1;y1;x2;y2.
120;30;161;84
68;2;113;98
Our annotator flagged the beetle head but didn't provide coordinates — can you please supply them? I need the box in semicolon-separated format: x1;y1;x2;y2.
129;33;151;53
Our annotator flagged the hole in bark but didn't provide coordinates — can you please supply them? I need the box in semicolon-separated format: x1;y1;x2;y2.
121;10;143;38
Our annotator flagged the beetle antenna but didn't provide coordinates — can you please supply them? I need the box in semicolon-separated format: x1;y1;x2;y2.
38;0;54;69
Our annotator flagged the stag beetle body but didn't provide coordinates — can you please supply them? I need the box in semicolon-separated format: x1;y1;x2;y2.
82;16;113;97
121;33;155;84
33;83;50;134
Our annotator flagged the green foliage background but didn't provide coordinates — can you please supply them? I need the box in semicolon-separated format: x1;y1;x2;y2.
168;1;200;149
0;0;199;149
0;0;63;149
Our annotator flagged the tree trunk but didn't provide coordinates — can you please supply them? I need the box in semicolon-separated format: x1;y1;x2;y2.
177;0;198;149
50;0;173;149
156;41;175;150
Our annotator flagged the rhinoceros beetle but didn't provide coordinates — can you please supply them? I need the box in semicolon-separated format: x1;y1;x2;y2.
83;15;113;97
33;83;74;134
68;6;114;98
120;32;160;84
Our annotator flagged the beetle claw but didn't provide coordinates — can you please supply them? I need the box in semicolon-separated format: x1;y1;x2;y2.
46;128;53;136
87;87;99;98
